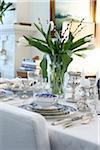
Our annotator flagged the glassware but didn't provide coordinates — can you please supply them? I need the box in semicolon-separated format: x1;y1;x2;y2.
66;71;81;103
77;86;90;112
77;84;97;116
27;71;41;83
20;79;30;99
50;56;64;95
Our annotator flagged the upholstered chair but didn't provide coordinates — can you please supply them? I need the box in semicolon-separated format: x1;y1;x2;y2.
0;103;51;150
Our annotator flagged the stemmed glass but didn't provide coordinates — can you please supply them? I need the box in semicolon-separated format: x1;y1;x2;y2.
67;71;81;103
77;86;90;112
77;81;97;116
20;79;30;99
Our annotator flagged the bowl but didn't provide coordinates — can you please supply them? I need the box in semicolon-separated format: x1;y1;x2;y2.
33;93;58;108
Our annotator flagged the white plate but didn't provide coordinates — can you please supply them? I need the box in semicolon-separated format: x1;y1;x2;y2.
21;103;77;119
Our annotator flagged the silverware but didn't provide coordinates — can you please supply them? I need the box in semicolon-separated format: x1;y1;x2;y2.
64;115;92;128
52;112;93;128
51;112;82;126
63;117;82;128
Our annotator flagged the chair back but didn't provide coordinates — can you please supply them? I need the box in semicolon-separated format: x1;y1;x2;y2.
0;103;51;150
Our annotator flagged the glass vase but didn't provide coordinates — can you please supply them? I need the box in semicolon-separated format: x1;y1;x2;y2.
49;55;64;95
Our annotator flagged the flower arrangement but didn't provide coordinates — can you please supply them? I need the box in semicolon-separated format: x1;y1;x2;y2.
0;0;15;24
24;19;93;94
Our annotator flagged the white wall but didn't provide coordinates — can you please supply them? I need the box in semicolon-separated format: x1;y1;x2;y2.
16;0;50;58
16;0;50;26
3;0;50;28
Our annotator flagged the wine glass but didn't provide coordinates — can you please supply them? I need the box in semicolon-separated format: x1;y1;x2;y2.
66;71;81;103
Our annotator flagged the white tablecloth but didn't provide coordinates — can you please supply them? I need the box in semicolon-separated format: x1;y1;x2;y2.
5;98;100;150
0;80;100;150
48;117;100;150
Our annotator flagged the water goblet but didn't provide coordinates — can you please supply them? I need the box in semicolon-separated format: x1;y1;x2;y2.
66;71;81;103
77;86;90;112
77;85;97;116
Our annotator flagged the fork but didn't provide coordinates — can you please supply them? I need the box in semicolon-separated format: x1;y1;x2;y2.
51;112;82;126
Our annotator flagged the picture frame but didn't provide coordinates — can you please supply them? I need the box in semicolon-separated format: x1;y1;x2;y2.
50;0;96;35
50;0;96;22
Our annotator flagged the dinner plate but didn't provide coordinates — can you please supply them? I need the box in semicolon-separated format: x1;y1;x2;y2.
31;103;62;111
21;103;77;119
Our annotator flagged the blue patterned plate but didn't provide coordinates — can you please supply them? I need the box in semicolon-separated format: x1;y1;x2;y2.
21;103;77;119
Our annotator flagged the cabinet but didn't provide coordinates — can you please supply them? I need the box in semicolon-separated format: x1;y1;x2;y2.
0;24;37;78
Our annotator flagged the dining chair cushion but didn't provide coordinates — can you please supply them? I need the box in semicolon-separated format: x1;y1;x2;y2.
0;103;51;150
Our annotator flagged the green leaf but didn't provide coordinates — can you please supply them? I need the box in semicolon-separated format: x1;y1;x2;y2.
47;23;51;39
40;56;48;79
0;15;3;24
63;40;72;51
34;23;42;33
61;54;73;73
72;47;90;53
34;23;47;39
24;36;52;54
70;34;92;50
74;53;85;57
0;1;15;23
62;31;74;51
46;24;57;55
0;1;5;11
8;8;16;11
54;40;60;53
29;36;47;44
2;2;12;13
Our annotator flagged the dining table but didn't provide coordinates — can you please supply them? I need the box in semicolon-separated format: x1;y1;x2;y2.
48;116;100;150
0;78;100;150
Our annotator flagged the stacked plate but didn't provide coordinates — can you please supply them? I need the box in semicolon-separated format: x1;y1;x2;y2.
21;103;77;119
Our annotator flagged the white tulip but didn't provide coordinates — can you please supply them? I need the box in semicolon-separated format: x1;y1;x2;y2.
17;37;28;46
50;21;54;31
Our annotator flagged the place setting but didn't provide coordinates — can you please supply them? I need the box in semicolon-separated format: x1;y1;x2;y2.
20;91;77;120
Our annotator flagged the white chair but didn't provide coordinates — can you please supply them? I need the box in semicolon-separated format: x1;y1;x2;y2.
0;103;51;150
